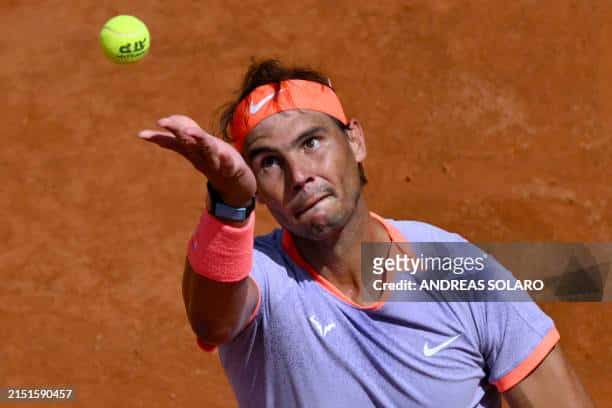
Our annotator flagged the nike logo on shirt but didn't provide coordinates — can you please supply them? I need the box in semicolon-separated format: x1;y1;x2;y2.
309;315;336;337
423;334;461;357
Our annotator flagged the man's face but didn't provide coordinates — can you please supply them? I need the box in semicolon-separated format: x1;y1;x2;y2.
244;110;366;240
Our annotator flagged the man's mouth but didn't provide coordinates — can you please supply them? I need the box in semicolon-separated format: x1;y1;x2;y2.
294;194;331;218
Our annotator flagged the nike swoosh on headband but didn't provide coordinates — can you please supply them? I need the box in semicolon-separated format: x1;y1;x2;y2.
249;89;286;114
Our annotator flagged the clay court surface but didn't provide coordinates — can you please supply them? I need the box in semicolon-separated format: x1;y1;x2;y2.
2;1;611;406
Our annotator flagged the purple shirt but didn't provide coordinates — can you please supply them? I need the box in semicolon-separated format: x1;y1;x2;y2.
215;216;559;407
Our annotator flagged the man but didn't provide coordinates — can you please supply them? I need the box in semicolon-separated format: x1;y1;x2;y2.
138;60;593;407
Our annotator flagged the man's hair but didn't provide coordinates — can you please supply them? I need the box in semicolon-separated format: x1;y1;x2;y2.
218;59;367;185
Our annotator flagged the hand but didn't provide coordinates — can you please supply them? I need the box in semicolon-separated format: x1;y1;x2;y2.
138;115;256;207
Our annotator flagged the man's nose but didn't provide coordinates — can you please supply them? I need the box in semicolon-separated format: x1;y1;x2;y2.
286;156;314;193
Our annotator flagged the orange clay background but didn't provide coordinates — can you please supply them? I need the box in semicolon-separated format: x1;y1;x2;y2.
2;1;611;407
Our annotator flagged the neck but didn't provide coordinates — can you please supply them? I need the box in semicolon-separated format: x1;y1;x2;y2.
292;196;390;303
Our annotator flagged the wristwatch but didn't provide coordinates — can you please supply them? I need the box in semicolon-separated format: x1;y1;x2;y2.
206;182;255;221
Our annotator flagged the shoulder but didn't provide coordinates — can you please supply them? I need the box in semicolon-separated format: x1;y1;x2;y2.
251;228;297;286
251;228;291;271
384;217;468;243
254;228;283;255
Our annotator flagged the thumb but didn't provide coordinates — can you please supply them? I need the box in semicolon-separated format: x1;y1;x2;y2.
218;151;237;177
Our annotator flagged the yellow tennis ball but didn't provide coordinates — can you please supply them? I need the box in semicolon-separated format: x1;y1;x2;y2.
99;15;150;64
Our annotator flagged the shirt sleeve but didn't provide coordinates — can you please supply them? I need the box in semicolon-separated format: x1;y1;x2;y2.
410;222;561;392
479;299;559;392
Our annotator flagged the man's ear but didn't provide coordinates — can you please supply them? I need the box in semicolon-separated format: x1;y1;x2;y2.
345;118;366;163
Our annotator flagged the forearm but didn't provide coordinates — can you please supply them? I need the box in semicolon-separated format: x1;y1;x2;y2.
182;262;254;344
182;211;258;345
504;346;594;407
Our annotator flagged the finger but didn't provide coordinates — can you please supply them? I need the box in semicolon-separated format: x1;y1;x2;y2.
154;116;228;172
158;116;202;145
184;126;240;162
183;125;214;141
143;135;185;152
159;124;198;145
138;130;185;152
160;114;200;130
184;126;222;163
218;150;237;177
138;129;175;140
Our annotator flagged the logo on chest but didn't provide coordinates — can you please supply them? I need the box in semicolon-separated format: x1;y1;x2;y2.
309;315;336;337
423;334;461;357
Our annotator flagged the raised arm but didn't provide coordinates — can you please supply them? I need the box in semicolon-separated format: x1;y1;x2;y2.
139;115;259;346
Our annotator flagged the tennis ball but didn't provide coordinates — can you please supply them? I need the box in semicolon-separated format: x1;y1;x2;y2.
100;15;150;64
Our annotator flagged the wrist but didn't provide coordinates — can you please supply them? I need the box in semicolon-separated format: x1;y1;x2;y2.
206;194;250;227
206;182;255;223
188;210;255;282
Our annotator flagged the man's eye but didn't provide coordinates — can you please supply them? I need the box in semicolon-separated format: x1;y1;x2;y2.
304;137;320;150
260;156;279;169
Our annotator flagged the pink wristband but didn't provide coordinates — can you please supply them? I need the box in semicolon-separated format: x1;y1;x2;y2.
187;211;255;282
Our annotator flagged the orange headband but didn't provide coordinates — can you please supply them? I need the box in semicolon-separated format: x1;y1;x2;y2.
230;79;348;152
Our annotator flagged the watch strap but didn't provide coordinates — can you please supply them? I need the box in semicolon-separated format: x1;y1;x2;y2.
207;182;255;221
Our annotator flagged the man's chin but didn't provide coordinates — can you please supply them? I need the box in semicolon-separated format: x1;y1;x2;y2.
304;222;336;240
269;198;355;240
294;209;348;240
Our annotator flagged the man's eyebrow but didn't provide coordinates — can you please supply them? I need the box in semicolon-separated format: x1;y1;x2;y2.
291;126;326;149
247;145;276;162
247;126;326;161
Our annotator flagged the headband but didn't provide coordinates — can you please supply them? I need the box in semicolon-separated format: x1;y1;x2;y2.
229;79;348;152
